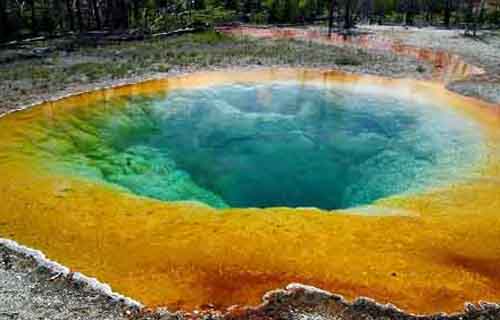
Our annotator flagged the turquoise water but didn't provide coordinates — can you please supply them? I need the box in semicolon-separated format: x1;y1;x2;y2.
32;82;484;210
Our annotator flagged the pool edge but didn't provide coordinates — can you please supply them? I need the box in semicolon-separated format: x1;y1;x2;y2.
1;66;500;319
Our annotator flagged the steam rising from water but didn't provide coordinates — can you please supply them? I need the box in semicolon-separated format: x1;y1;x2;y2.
33;82;484;210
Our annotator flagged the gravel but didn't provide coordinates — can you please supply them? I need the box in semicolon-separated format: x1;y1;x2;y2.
0;244;139;320
3;244;500;320
361;25;500;104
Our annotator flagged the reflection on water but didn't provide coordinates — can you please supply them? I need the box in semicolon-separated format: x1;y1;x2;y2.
29;83;482;210
0;69;499;314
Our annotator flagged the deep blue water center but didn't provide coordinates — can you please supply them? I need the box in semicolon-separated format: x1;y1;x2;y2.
47;82;483;210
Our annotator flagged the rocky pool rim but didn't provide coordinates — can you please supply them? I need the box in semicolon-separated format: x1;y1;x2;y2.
1;66;499;319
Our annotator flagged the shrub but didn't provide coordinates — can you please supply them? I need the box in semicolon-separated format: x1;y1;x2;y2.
335;56;363;66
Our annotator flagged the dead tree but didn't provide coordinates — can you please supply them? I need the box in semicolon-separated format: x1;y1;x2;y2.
343;0;353;29
337;0;359;30
399;0;420;26
0;0;8;39
444;0;453;27
328;0;336;35
65;0;75;30
89;0;101;29
28;0;37;31
465;0;486;36
75;0;84;30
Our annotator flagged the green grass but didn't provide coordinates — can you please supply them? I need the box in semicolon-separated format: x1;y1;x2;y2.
0;64;51;80
81;31;377;72
334;56;363;66
67;62;109;80
416;65;426;73
0;31;380;84
67;62;130;80
0;30;415;112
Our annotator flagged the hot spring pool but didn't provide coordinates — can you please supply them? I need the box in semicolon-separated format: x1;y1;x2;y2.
1;69;499;314
36;81;483;210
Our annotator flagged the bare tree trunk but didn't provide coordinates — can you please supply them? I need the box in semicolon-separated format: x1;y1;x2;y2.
496;2;500;26
405;11;414;25
464;0;484;36
123;0;130;29
465;0;473;36
110;0;117;30
344;0;351;29
133;0;141;27
29;0;37;33
110;0;129;30
90;0;101;29
328;0;336;36
52;0;63;31
444;0;452;27
0;0;8;40
104;0;113;29
473;0;487;36
403;0;417;26
66;0;75;30
75;0;84;31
